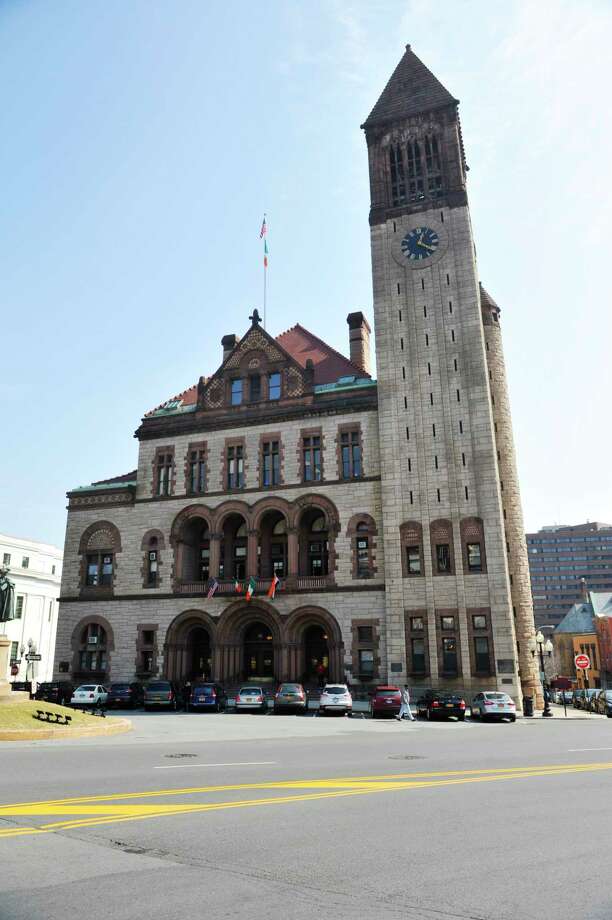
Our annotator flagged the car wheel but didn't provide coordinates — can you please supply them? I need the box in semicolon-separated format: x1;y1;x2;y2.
426;709;431;721
510;715;516;722
458;713;465;721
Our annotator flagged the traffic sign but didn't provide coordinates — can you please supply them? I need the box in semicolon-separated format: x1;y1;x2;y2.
10;665;19;676
25;654;42;661
574;654;590;670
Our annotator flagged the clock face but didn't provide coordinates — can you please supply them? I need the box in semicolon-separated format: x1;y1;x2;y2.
401;226;440;261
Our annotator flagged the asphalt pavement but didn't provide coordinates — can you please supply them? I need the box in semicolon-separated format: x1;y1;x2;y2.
1;711;612;920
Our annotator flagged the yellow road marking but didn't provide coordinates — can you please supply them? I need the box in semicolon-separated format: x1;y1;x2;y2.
0;761;610;840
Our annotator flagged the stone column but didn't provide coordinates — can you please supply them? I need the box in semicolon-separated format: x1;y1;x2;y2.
209;533;221;578
287;528;299;579
481;287;542;708
247;530;259;579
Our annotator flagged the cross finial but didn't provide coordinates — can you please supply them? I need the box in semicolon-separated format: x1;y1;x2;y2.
249;308;262;327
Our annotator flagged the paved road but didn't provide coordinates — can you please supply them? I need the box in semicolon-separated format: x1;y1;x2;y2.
1;713;612;920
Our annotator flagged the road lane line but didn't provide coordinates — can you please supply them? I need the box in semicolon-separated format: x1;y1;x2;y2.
1;761;612;839
568;747;612;752
154;761;277;770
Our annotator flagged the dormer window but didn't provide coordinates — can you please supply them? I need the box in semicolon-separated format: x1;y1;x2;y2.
231;378;243;406
249;374;261;402
268;372;281;400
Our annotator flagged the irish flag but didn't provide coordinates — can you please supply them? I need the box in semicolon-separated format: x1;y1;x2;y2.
267;574;280;599
234;579;243;594
245;576;257;601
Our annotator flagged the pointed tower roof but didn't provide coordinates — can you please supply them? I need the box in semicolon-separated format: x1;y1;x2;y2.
362;44;458;129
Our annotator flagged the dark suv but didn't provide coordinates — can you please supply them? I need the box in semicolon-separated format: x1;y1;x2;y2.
35;681;74;707
188;683;227;712
107;682;144;709
143;680;183;711
416;690;466;721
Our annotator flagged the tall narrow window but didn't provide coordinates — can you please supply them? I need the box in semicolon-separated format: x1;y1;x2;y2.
467;542;482;573
302;435;322;482
436;544;451;573
249;374;261;402
86;553;113;586
442;637;458;675
15;596;24;619
411;638;426;674
407;140;424;200
230;378;243;406
262;440;280;487
356;534;370;578
199;526;210;582
474;637;490;674
156;453;173;496
406;545;421;575
21;556;29;569
189;448;206;494
268;372;281;400
340;429;362;479
390;144;406;206
227;444;244;489
146;539;158;587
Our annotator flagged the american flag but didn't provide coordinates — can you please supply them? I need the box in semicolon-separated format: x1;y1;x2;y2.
259;216;267;238
206;578;218;599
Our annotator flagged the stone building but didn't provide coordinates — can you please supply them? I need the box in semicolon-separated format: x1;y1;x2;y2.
54;46;539;703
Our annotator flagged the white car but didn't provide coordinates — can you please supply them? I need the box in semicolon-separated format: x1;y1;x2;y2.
70;684;108;707
471;692;516;722
234;686;267;712
319;684;353;716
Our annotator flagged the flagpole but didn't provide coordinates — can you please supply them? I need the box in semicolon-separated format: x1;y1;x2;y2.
263;255;267;330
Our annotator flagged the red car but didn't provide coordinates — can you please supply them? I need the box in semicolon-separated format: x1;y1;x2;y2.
371;685;402;718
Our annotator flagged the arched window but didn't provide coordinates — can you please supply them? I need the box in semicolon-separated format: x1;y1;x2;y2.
430;519;455;576
146;537;158;587
79;522;121;594
141;529;166;589
347;515;378;579
460;518;487;574
78;623;108;674
400;521;424;577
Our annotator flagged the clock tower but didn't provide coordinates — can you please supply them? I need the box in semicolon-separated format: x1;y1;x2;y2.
363;45;540;705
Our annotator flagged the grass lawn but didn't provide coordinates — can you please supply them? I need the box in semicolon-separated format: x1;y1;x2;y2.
0;698;119;731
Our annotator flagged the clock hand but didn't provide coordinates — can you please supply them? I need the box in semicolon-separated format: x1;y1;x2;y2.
416;240;435;252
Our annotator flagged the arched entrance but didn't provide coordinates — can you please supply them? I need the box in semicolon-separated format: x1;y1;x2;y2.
303;624;329;683
243;621;275;679
186;626;212;681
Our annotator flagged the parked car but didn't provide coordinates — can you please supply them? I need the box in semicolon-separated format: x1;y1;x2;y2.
273;682;307;714
235;686;267;712
471;692;516;722
582;689;600;712
417;690;466;721
319;684;353;716
35;681;74;707
70;684;108;707
594;689;612;717
371;685;402;719
106;682;144;709
189;682;227;712
143;680;183;711
573;689;586;709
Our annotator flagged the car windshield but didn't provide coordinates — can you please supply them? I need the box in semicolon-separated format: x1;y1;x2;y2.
77;685;96;691
324;686;347;695
194;686;215;694
278;684;301;692
110;684;131;690
376;690;399;696
147;682;170;691
605;692;612;700
240;687;262;694
484;693;509;700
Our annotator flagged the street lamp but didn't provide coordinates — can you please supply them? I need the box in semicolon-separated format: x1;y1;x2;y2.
527;631;554;717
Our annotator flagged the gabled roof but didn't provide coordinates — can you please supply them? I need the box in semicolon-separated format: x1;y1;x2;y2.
362;44;458;129
145;321;370;416
554;604;595;635
591;592;612;618
276;324;370;385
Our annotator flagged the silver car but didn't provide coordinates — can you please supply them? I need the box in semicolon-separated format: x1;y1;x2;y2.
319;684;352;716
234;686;267;712
471;692;516;722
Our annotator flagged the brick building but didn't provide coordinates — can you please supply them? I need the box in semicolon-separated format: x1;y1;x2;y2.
527;522;612;629
54;46;539;703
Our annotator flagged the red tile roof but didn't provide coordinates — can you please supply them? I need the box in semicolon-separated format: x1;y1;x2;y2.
276;324;370;385
145;324;369;415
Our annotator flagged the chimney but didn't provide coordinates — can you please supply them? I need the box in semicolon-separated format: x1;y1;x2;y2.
346;311;371;375
221;334;239;363
580;578;590;603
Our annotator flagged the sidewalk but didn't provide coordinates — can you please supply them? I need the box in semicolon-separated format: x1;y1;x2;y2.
531;703;607;721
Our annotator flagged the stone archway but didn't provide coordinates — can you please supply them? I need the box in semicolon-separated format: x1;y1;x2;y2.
215;600;284;684
285;606;344;685
164;610;217;683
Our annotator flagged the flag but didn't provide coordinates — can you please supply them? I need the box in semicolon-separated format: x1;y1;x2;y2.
206;578;218;599
234;579;243;594
267;573;280;599
245;576;257;601
259;216;267;238
263;238;268;269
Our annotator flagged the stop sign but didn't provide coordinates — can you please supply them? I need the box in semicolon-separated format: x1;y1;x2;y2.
10;665;19;676
575;654;590;670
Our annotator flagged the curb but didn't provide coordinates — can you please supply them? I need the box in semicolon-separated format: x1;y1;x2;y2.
0;717;132;742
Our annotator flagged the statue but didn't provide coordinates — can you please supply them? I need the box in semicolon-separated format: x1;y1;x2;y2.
0;568;15;622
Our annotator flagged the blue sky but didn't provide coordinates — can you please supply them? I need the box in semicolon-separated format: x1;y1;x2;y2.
1;0;611;548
